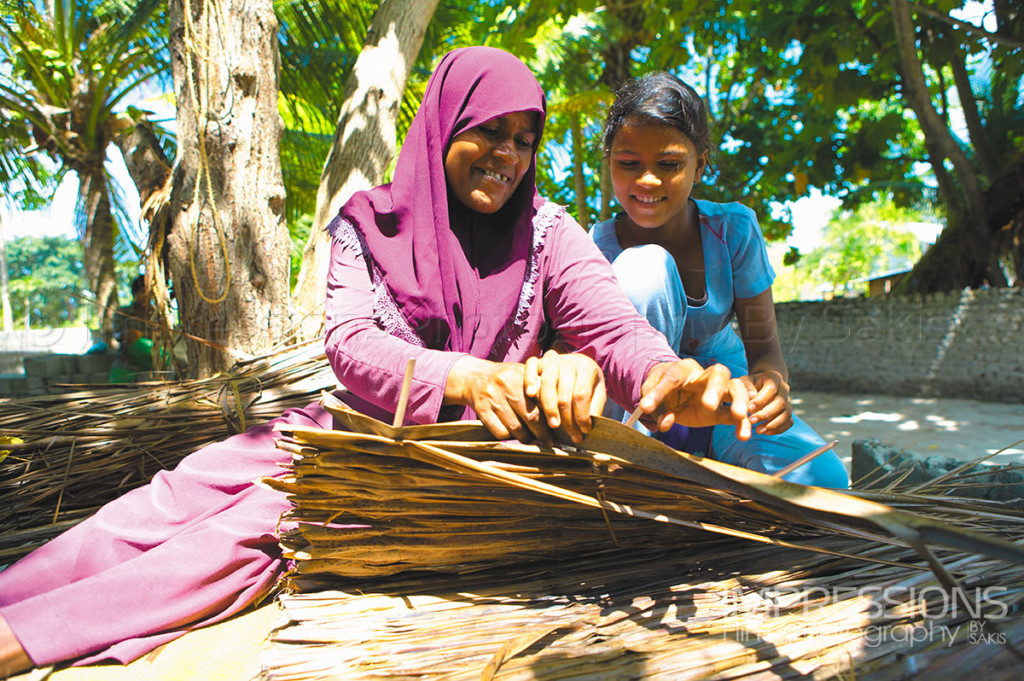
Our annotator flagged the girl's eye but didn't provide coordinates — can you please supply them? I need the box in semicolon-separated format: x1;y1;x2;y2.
616;160;639;169
659;161;682;170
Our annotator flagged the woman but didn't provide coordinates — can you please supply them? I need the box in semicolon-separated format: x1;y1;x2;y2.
0;47;750;675
592;71;849;488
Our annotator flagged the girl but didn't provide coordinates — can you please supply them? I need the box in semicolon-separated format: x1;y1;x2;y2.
0;48;752;675
592;71;849;489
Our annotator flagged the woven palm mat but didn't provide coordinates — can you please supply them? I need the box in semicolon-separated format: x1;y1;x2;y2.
259;394;1024;679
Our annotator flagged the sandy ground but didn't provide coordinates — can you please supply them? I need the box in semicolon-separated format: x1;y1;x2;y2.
12;603;285;681
793;390;1024;469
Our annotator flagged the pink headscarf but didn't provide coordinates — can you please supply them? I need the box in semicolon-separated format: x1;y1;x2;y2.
333;46;547;358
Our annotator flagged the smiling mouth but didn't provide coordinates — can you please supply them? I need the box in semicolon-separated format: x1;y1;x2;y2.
633;195;664;204
481;169;512;184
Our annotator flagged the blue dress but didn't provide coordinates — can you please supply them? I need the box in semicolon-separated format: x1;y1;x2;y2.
591;199;849;488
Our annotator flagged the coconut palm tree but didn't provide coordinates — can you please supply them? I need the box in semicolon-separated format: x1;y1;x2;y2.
0;0;168;342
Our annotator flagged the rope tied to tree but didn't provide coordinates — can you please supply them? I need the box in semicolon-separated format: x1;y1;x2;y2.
181;0;231;305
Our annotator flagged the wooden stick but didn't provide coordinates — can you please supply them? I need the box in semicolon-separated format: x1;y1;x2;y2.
624;405;644;428
772;440;839;479
393;358;416;428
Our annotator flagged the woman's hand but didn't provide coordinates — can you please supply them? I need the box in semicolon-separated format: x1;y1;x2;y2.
744;370;793;435
445;356;548;442
524;350;606;443
638;359;752;440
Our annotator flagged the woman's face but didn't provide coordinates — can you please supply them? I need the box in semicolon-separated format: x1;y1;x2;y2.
444;111;538;214
608;119;707;230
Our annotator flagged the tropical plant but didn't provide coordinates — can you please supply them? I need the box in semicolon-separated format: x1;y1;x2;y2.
275;0;377;229
0;113;56;331
0;0;169;341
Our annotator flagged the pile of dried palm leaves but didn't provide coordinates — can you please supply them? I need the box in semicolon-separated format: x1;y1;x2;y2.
260;393;1024;680
0;341;336;563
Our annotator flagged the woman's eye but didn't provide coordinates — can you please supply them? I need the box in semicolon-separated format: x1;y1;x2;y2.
515;137;533;149
479;126;499;137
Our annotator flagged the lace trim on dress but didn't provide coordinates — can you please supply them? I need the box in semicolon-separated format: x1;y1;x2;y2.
329;203;561;356
329;217;425;348
490;201;561;358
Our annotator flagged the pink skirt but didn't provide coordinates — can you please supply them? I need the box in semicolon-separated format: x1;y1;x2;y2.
0;400;333;666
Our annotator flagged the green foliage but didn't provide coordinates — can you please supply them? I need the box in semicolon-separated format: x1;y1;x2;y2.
787;199;933;298
289;212;313;291
4;234;85;327
0;109;56;211
275;0;375;223
482;0;1020;263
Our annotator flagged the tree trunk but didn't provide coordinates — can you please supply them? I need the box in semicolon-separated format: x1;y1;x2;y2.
168;0;290;377
291;0;439;338
113;118;173;212
598;0;647;90
113;117;181;375
79;166;118;344
947;41;997;182
890;0;1005;291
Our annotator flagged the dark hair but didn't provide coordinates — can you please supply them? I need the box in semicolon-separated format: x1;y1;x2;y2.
130;275;146;297
602;72;712;159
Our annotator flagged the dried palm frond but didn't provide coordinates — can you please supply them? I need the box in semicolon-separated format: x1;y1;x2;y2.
264;537;1024;680
267;393;1024;580
260;393;1024;679
0;341;336;563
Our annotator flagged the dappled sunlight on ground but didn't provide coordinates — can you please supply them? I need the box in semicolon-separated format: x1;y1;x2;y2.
831;412;905;424
791;391;1024;467
923;414;960;431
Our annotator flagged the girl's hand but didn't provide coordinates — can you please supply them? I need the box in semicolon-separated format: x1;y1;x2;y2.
524;350;607;443
446;356;548;442
639;359;752;440
746;370;793;435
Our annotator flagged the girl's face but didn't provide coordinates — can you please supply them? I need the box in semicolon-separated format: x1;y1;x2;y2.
608;120;707;230
445;111;538;214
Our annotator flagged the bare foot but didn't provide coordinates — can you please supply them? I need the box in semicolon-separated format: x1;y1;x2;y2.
0;615;33;677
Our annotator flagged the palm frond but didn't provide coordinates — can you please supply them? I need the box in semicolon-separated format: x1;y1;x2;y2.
267;394;1024;581
0;342;337;564
265;539;1024;679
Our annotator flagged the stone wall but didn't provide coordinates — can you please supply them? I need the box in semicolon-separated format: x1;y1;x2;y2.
0;327;105;397
1;352;116;397
0;327;95;374
775;287;1024;403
